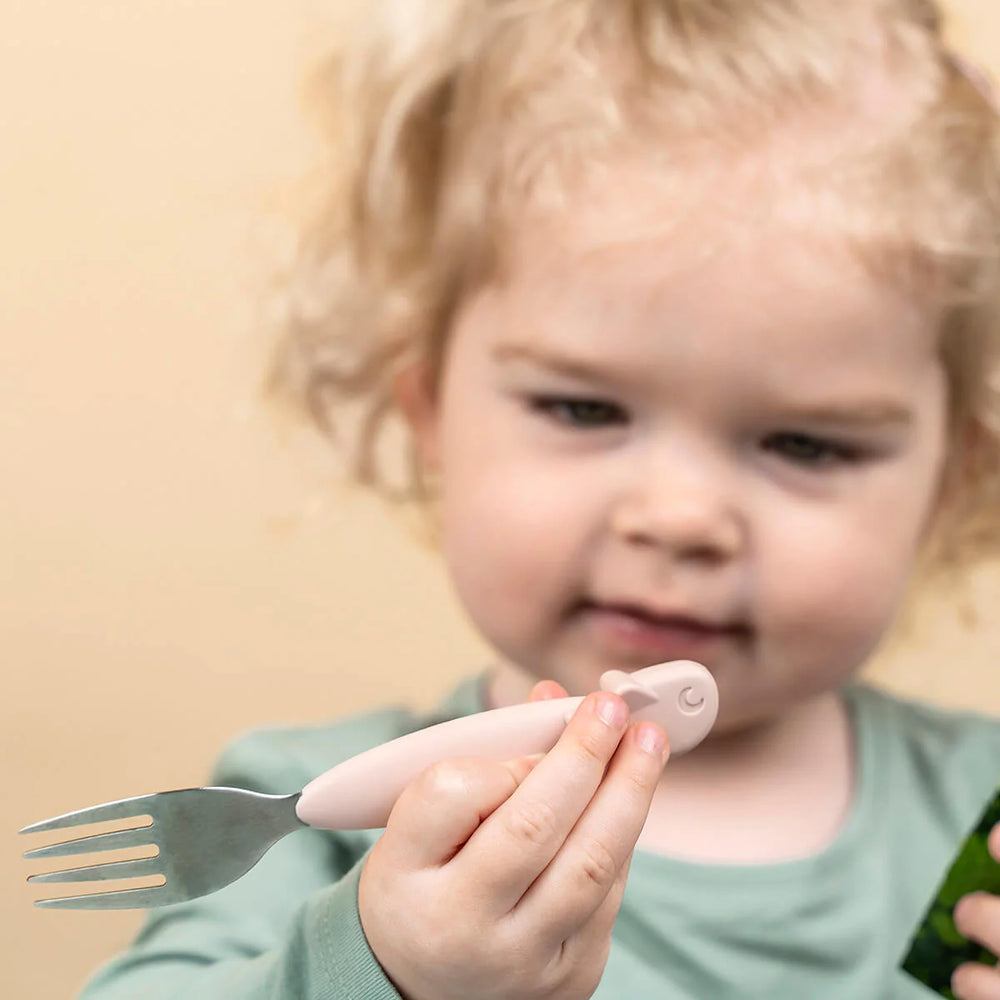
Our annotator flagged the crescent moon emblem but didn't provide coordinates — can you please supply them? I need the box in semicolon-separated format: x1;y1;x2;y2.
679;686;705;712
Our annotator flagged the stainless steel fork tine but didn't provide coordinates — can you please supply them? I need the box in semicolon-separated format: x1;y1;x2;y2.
23;826;155;861
18;793;157;835
20;788;306;910
28;856;163;884
34;885;175;911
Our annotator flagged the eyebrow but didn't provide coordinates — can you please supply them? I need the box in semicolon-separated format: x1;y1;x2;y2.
774;402;914;428
491;342;915;428
492;342;632;384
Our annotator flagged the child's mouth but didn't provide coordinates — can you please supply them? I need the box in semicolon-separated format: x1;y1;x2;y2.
579;601;749;659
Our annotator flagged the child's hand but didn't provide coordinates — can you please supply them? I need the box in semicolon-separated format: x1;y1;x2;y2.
951;823;1000;1000
357;682;668;1000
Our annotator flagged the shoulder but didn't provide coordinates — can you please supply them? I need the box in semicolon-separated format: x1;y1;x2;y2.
852;681;1000;830
210;673;487;795
854;682;1000;756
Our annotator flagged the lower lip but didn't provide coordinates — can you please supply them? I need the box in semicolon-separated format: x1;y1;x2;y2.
581;605;744;659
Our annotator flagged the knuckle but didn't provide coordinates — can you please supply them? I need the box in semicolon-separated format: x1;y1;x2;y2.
418;758;478;801
625;754;659;794
494;921;543;974
574;726;616;768
576;835;620;889
503;798;561;847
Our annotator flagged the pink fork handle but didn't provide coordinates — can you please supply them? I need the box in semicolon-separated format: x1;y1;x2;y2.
296;660;718;830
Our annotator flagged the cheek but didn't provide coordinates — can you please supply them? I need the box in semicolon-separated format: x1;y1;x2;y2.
755;491;928;656
437;449;591;637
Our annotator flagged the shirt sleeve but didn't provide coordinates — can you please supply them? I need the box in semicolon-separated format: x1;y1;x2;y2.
75;728;404;1000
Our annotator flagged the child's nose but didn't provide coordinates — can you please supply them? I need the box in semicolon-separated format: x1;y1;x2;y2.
609;455;743;560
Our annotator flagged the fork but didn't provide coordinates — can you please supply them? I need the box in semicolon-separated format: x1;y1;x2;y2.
21;660;717;910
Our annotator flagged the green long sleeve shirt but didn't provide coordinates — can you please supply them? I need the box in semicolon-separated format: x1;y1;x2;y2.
77;676;1000;999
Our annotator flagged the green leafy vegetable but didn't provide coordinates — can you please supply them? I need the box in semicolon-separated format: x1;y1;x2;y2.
901;784;1000;997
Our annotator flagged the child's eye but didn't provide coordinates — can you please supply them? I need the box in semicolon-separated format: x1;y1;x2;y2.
527;395;628;429
764;432;862;466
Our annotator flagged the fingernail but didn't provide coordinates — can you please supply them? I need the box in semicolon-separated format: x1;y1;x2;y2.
638;723;666;758
595;693;626;728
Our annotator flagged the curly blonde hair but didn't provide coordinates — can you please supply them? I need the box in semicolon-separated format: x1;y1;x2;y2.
269;0;1000;602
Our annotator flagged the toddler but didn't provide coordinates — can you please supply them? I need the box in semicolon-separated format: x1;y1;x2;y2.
79;1;1000;997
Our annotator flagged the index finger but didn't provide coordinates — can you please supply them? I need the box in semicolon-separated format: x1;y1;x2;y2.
454;691;630;913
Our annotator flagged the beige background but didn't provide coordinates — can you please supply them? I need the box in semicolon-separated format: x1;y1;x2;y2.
2;2;999;997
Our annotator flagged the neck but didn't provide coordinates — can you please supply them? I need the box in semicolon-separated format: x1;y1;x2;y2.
658;688;848;780
642;690;855;863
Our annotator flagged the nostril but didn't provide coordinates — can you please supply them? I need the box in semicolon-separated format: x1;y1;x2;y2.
610;494;742;557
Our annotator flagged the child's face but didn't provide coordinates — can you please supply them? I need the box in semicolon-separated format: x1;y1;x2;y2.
405;177;950;733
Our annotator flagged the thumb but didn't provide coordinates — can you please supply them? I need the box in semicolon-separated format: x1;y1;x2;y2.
380;755;538;870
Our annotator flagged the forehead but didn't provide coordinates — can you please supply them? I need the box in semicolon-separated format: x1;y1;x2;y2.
497;139;896;274
483;161;938;361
